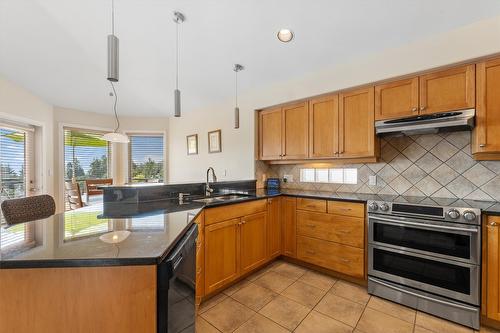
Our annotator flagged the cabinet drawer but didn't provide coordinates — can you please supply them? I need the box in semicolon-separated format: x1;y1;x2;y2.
296;211;364;248
297;198;327;213
327;201;364;218
205;199;267;225
297;236;364;278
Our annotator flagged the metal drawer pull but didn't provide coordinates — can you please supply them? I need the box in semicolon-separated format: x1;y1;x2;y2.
490;222;498;226
339;208;352;211
369;277;478;312
480;144;486;148
340;258;351;263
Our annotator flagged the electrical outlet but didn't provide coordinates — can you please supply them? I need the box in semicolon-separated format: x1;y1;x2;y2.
369;175;377;186
283;174;293;182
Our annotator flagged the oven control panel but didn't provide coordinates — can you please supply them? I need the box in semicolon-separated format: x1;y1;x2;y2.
367;200;481;225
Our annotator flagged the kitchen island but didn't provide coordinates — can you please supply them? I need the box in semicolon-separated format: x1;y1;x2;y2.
0;200;203;333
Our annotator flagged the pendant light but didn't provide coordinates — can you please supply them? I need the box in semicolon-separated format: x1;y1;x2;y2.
173;11;185;117
233;64;244;129
103;0;128;143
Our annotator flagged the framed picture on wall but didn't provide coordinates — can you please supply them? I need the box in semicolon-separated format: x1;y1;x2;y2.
208;129;222;153
186;134;198;155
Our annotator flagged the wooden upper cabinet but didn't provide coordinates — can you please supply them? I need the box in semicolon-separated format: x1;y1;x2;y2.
473;58;500;158
339;87;376;158
484;215;500;321
240;212;267;275
375;78;419;120
282;102;309;159
419;64;475;114
281;196;297;258
308;95;339;158
267;198;281;259
259;108;282;160
204;218;240;294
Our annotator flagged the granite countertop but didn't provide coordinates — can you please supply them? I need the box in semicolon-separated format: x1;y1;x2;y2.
0;203;203;269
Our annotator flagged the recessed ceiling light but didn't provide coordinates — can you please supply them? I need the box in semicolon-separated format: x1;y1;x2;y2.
277;29;294;43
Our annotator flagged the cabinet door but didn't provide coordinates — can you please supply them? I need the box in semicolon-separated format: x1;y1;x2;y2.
267;197;281;259
486;216;500;321
195;213;205;304
259;108;282;160
419;65;475;115
309;95;339;158
281;196;297;257
240;212;267;275
339;87;376;158
375;78;419;120
205;218;240;294
473;59;500;156
282;102;309;159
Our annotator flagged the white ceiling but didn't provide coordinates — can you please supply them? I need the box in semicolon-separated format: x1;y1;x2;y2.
1;0;500;116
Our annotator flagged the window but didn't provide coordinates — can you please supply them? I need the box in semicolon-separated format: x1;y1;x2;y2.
129;134;164;183
300;168;358;184
63;128;111;209
0;123;35;249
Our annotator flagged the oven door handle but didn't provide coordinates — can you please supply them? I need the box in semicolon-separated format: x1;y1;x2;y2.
369;216;479;233
368;277;478;312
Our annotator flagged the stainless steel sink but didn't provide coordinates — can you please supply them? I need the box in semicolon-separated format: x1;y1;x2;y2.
192;194;250;204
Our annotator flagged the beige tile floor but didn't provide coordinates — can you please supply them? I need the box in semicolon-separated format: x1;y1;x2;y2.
197;260;500;333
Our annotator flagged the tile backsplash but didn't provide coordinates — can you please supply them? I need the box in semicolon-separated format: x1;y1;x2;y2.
255;131;500;202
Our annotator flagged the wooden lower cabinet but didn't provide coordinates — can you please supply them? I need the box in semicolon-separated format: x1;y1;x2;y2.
204;218;240;294
267;197;282;259
282;196;297;258
240;212;268;275
483;215;500;322
297;235;364;278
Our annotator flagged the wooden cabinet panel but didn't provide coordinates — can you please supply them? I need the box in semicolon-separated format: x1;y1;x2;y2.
267;197;281;259
205;199;267;225
484;215;500;321
419;65;475;115
339;87;376;158
205;218;240;294
327;201;365;218
309;95;339;158
283;102;309;159
297;198;327;213
195;213;205;304
259;108;282;160
375;78;419;120
282;196;297;257
473;58;500;157
297;235;364;278
240;212;268;275
297;211;364;248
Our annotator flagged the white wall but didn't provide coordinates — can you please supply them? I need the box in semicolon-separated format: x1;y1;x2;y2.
168;15;500;183
0;75;55;199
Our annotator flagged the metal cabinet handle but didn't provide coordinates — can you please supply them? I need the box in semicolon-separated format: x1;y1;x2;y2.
420;106;426;111
411;107;417;112
340;258;351;263
480;144;486;148
490;222;498;227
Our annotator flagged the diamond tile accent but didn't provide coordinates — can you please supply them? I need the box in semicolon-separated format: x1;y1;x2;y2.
261;131;500;201
402;143;426;162
431;140;459;162
414;176;442;196
430;164;459;186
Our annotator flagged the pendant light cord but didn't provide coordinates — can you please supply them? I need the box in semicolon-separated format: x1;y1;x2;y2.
175;19;179;89
235;69;238;107
109;81;120;133
111;0;115;35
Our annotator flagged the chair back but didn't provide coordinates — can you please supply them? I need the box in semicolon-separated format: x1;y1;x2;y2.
65;181;83;210
1;194;56;225
85;178;113;197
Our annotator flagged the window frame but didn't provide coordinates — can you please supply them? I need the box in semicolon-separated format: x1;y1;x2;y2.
126;132;167;184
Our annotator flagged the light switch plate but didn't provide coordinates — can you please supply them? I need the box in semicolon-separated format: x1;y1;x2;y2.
283;174;293;182
369;175;377;186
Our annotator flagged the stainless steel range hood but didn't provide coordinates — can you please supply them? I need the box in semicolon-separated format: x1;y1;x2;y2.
375;109;475;136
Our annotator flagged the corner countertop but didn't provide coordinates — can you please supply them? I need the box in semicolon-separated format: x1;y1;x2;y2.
0;201;203;269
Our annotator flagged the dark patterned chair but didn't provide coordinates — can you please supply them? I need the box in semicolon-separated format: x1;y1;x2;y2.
1;195;56;225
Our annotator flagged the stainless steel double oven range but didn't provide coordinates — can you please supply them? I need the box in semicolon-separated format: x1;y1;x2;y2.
367;200;481;329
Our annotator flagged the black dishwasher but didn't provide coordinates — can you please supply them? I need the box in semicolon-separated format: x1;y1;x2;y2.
158;224;198;333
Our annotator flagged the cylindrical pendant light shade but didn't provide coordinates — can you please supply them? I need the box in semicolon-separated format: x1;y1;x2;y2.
174;89;181;117
234;107;240;129
107;34;119;82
